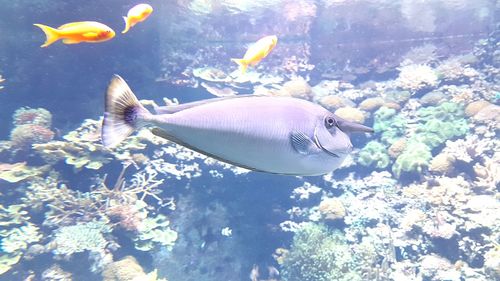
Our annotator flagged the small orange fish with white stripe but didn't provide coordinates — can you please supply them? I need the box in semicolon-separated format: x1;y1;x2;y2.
122;4;153;34
33;21;115;47
231;35;278;74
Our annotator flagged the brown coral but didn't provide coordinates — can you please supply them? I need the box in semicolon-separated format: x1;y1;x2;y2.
102;256;157;281
388;139;407;158
318;197;346;221
359;97;385;111
334;107;365;124
465;100;491;117
429;153;456;175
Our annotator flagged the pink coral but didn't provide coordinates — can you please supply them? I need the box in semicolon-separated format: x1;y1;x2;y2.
10;124;54;149
12;107;52;127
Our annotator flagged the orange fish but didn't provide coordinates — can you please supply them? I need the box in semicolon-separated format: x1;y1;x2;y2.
34;21;115;47
231;35;278;74
122;4;153;34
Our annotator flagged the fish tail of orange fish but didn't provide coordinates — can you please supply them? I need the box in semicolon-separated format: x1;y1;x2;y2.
33;24;61;47
231;58;248;74
122;16;131;34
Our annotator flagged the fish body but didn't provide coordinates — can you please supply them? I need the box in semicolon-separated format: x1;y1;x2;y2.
122;4;153;34
231;35;278;74
34;21;115;47
102;76;373;176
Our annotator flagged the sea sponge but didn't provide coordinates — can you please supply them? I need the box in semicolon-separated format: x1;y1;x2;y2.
392;141;432;178
334;107;365;124
318;198;346;221
357;141;390;168
10;124;54;149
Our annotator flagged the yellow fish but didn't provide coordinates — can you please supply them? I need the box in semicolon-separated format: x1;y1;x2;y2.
122;4;153;34
231;35;278;74
34;21;115;47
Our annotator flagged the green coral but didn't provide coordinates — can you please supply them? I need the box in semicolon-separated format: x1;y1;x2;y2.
281;223;361;281
358;141;390;169
134;214;178;252
414;102;469;148
373;107;407;145
52;220;111;257
392;141;432;178
0;205;41;275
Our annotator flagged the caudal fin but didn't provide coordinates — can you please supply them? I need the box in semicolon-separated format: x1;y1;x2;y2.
33;24;61;47
122;16;131;34
102;75;152;148
231;58;248;74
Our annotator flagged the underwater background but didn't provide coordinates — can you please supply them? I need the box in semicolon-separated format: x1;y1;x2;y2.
0;0;499;280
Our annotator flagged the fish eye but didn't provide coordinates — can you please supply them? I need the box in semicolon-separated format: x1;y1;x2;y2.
325;116;336;128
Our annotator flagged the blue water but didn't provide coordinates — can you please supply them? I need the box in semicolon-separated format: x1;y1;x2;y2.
0;1;498;281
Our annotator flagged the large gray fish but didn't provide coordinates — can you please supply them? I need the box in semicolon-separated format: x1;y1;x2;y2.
102;75;373;176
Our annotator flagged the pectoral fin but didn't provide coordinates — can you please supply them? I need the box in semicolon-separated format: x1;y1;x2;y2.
62;38;81;44
290;131;320;155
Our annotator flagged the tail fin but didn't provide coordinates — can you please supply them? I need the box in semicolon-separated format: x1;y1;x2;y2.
33;24;61;47
122;16;131;34
102;75;152;148
231;58;248;74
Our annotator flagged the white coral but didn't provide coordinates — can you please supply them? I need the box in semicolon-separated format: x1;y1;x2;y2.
396;64;438;92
